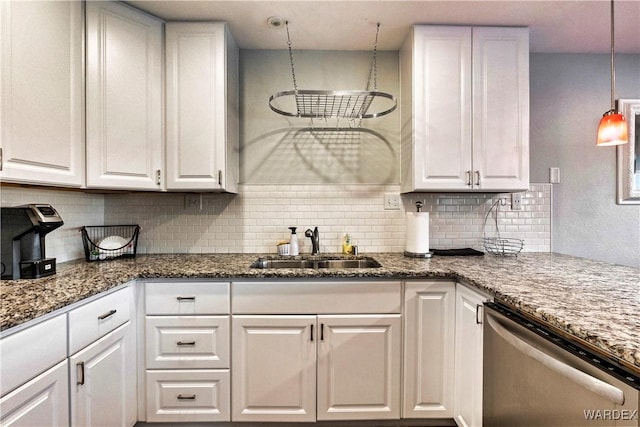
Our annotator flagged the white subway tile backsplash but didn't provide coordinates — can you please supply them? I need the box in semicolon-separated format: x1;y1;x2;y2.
101;183;551;255
1;183;551;261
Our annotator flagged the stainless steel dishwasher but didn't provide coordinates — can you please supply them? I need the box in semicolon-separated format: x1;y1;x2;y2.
484;302;639;427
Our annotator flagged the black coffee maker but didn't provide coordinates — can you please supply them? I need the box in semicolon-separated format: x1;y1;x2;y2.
1;204;64;280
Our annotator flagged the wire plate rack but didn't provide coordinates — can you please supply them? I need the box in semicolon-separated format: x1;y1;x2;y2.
81;225;140;261
269;89;397;119
482;199;524;256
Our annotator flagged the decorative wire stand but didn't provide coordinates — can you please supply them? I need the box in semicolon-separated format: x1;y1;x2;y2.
482;199;524;256
268;22;397;124
81;225;140;261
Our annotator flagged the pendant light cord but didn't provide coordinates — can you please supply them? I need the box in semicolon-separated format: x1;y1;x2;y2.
610;0;615;110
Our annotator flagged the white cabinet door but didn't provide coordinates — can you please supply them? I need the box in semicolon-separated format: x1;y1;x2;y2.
85;1;163;190
0;1;84;187
454;284;489;427
401;26;472;192
472;27;529;191
401;25;529;192
0;360;69;427
165;23;239;192
231;315;316;422
317;315;401;421
70;321;136;427
403;281;455;418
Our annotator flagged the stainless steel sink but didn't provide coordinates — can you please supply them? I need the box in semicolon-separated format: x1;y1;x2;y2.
251;257;381;269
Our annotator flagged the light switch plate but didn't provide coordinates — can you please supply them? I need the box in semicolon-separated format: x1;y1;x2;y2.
384;193;401;210
550;167;560;184
185;194;202;211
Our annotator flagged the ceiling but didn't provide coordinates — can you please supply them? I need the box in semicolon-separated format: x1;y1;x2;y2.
126;0;640;53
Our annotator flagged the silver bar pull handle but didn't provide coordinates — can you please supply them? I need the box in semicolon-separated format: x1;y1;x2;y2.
97;309;117;320
77;362;85;385
310;324;314;342
466;170;472;186
177;394;196;400
218;170;222;186
487;315;625;405
475;170;481;186
0;148;3;171
320;323;324;341
177;341;196;346
176;296;196;301
475;304;483;324
156;169;161;185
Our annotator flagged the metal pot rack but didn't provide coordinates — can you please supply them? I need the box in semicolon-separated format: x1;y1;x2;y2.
268;22;397;122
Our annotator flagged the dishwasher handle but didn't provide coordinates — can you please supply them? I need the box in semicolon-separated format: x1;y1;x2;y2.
486;313;625;405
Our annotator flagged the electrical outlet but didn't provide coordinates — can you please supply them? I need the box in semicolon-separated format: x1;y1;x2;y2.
549;167;560;184
384;193;401;210
185;194;202;211
511;193;522;210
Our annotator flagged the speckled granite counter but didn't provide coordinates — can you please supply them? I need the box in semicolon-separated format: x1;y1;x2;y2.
1;252;639;373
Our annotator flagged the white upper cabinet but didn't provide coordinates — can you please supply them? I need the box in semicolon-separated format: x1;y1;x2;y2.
0;0;84;187
165;23;239;193
401;26;529;192
85;1;163;190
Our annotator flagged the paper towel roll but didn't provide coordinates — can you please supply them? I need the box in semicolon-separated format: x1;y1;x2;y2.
405;212;429;255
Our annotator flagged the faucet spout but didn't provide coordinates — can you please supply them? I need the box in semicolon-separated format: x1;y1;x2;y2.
304;227;320;254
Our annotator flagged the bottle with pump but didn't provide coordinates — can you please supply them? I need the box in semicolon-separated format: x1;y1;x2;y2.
288;227;299;256
342;234;352;254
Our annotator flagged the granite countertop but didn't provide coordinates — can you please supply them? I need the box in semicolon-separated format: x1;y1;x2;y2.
1;252;639;373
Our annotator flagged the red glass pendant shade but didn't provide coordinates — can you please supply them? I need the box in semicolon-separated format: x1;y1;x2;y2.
596;110;628;146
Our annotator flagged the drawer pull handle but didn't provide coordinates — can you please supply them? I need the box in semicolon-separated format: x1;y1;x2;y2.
77;362;85;385
177;394;196;400
310;324;314;342
97;309;117;320
177;341;196;346
176;296;196;301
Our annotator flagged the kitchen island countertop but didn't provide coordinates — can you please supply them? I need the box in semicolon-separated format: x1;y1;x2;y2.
1;252;638;373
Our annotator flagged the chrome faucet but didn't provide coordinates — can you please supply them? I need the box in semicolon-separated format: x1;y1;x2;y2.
305;227;320;254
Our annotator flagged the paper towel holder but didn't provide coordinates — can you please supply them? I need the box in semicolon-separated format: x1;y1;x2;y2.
404;200;433;258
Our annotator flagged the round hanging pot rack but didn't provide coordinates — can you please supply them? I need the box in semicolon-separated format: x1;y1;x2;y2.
268;22;397;122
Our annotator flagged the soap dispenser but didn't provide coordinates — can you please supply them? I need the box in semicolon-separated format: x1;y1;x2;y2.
288;227;299;256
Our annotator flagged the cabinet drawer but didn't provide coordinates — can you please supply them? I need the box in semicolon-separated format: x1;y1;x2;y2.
232;281;402;314
68;287;131;355
146;316;229;369
146;369;230;422
145;282;230;315
0;314;67;396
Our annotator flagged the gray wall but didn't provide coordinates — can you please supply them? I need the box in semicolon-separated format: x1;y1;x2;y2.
530;53;640;267
239;50;400;184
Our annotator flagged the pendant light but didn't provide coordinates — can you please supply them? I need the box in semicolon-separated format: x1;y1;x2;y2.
596;0;628;146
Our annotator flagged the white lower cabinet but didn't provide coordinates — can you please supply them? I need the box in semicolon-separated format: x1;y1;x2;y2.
231;280;402;423
68;285;137;427
0;360;69;427
232;315;317;422
143;281;231;422
454;283;490;427
69;321;136;427
317;315;401;421
403;280;456;418
232;314;401;422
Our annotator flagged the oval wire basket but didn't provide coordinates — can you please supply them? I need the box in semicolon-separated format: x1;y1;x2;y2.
482;199;524;256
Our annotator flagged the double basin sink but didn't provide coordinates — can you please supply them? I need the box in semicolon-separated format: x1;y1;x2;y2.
251;256;381;269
